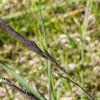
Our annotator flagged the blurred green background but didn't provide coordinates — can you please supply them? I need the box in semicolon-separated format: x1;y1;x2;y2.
0;0;100;100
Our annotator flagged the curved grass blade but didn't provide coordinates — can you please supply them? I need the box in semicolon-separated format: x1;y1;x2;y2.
57;71;95;100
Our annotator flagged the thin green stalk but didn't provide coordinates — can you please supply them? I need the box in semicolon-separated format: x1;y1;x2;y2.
38;0;48;49
37;0;57;100
80;0;92;99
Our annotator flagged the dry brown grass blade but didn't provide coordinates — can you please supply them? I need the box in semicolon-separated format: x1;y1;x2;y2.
63;7;85;18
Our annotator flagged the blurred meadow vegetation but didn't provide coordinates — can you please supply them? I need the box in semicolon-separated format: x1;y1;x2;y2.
0;0;100;100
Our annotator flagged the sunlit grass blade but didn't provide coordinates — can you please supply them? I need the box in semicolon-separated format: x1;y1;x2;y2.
80;0;92;99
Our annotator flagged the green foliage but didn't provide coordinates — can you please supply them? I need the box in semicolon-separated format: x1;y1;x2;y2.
0;0;99;99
